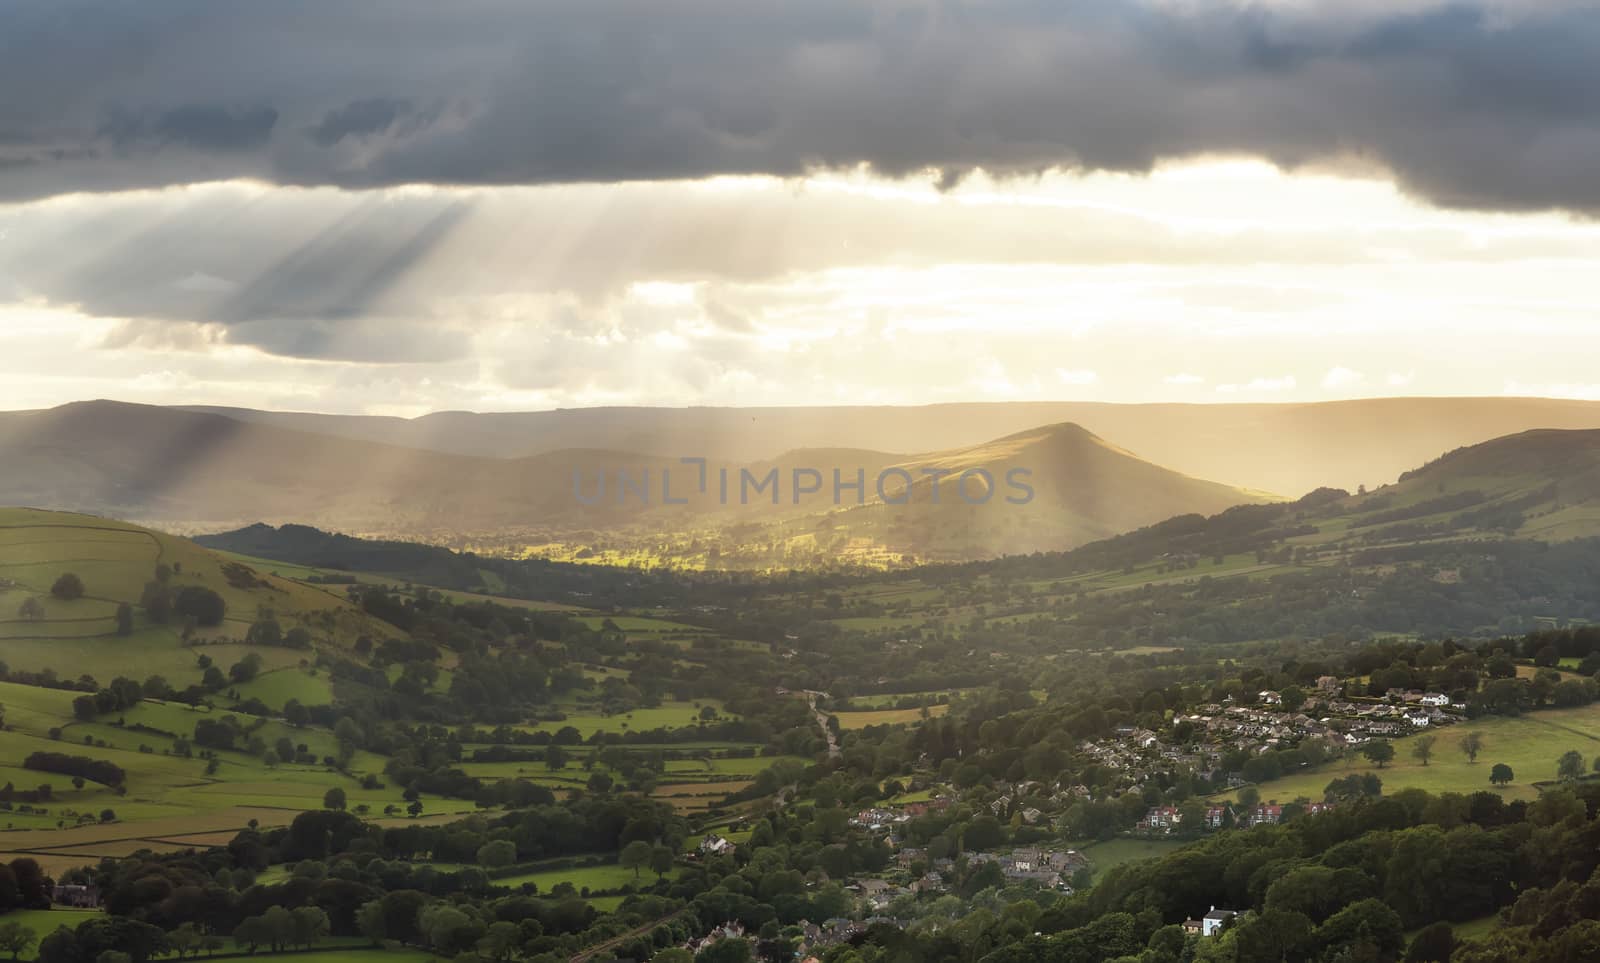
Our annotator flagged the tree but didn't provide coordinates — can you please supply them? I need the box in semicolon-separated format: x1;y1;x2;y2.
173;586;226;627
16;597;44;621
1460;731;1484;763
322;787;347;811
1405;921;1455;963
1280;685;1306;713
140;582;172;624
1490;762;1515;786
545;745;567;771
356;901;387;946
1558;749;1585;781
620;839;653;879
113;603;134;636
477;840;516;869
477;922;520;962
233;916;273;954
1411;734;1437;766
406;799;423;817
289;906;330;950
1362;740;1396;769
166;924;201;961
51;573;85;600
650;844;676;879
0;922;37;962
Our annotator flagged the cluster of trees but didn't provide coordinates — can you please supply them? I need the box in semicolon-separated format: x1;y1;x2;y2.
139;574;225;629
25;798;703;963
0;857;52;912
22;752;126;788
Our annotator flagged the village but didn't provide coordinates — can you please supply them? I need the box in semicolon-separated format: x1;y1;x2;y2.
674;677;1467;956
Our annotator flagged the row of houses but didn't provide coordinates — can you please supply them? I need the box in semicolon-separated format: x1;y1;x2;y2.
1137;801;1336;834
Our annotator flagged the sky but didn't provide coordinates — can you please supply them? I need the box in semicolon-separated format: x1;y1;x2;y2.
4;0;1600;416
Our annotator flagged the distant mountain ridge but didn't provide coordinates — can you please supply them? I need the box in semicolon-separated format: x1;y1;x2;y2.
162;396;1600;494
0;401;1269;565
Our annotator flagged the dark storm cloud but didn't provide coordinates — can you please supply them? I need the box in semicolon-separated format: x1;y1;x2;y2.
100;104;280;152
2;0;1600;212
307;99;417;148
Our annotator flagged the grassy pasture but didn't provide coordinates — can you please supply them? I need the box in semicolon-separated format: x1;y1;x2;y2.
3;907;103;953
0;509;399;680
493;862;679;894
520;700;733;736
229;667;336;710
833;705;949;729
1072;838;1187;881
841;690;965;709
1221;704;1600;805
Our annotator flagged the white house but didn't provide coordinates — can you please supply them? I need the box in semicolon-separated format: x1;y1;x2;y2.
1202;908;1238;936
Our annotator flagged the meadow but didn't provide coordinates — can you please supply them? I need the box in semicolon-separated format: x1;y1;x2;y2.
0;509;395;682
493;861;680;895
1222;703;1600;805
833;705;950;729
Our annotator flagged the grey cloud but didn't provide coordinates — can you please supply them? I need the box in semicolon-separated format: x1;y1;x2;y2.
0;1;1598;212
307;99;416;147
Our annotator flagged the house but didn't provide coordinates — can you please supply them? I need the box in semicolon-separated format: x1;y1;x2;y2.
1405;710;1432;727
1420;692;1451;707
1202;908;1238;936
1137;806;1181;833
52;884;100;908
686;921;746;953
1182;918;1204;935
1247;804;1283;827
1259;690;1282;706
1204;805;1233;829
699;834;736;857
1316;675;1341;692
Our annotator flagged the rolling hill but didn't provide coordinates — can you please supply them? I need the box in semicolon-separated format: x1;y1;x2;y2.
0;506;397;681
169;396;1600;495
0;401;1271;564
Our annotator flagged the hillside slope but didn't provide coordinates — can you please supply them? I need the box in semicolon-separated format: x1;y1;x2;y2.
169;396;1600;494
740;423;1274;563
0;402;1270;563
0;506;396;680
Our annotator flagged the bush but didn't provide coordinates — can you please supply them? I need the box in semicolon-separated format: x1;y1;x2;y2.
173;586;226;626
50;573;85;600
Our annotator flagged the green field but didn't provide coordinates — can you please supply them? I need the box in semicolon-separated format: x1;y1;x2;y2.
520;700;733;736
834;705;949;729
1071;838;1188;881
230;667;336;710
1222;704;1600;805
493;861;679;894
0;508;398;682
3;907;102;952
